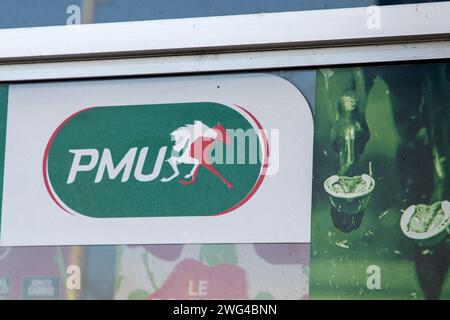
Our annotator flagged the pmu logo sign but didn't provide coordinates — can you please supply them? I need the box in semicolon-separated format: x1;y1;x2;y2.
43;102;268;218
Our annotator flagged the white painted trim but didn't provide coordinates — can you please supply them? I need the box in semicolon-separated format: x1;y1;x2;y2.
1;41;449;82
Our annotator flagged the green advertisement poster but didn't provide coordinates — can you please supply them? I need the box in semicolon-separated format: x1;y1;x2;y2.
310;62;450;300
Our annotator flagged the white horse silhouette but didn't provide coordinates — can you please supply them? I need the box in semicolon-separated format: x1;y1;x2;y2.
161;121;217;183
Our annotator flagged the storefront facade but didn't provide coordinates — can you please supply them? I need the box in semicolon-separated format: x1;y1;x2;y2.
0;1;449;300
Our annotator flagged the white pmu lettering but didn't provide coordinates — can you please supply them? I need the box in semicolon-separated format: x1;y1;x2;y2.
366;265;381;290
134;147;168;182
67;149;99;184
95;148;138;183
66;5;81;25
66;265;81;290
67;147;167;184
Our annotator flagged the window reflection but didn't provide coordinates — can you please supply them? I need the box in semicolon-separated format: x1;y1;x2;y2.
0;0;447;29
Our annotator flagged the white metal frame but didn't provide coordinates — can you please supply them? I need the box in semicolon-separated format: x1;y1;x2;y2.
0;2;449;81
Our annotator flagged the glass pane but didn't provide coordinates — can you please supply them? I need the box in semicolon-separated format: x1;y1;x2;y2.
310;61;450;300
0;244;310;299
0;0;447;29
0;68;314;300
0;61;449;300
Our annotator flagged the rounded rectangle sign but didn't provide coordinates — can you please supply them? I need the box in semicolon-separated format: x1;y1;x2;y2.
44;102;267;218
0;73;313;245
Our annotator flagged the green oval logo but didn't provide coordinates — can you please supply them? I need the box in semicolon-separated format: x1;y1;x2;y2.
43;102;267;218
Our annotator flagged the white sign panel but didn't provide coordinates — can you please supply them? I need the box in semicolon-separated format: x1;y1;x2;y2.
0;74;313;245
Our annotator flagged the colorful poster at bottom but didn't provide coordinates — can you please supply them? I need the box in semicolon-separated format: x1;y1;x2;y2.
0;246;83;299
114;244;309;300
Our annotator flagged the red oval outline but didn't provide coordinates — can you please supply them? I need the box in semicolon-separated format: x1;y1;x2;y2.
43;104;268;218
43;107;93;215
213;105;269;216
